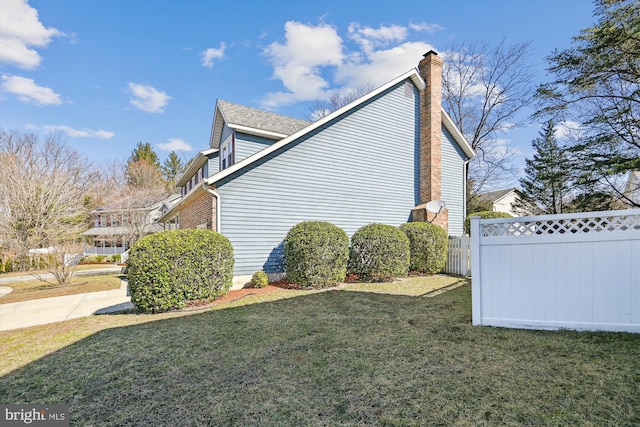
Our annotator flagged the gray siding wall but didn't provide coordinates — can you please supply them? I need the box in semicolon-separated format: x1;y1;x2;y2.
234;133;276;164
207;153;219;177
440;126;467;236
218;81;421;275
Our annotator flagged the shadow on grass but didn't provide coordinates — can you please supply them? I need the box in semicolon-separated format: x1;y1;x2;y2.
1;286;639;426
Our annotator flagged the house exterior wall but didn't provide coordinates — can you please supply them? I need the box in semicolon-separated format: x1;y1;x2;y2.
179;191;216;230
440;125;467;236
234;133;276;164
218;81;423;275
494;192;518;216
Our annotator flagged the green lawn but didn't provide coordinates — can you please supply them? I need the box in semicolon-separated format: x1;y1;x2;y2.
0;274;123;303
1;277;638;426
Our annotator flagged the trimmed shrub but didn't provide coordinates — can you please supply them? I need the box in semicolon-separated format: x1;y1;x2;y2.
349;223;410;282
127;229;234;313
4;258;13;273
399;222;448;274
284;221;349;287
251;271;269;288
95;255;105;263
111;254;121;263
464;211;513;235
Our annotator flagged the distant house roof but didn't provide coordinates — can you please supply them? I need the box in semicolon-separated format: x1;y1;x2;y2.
479;188;517;204
210;100;311;147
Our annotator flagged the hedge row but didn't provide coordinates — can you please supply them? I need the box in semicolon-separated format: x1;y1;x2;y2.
127;221;450;312
285;221;448;286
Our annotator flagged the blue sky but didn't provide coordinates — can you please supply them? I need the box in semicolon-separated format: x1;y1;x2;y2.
1;0;596;185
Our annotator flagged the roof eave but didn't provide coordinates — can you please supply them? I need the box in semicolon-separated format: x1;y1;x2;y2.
207;68;428;186
441;109;475;159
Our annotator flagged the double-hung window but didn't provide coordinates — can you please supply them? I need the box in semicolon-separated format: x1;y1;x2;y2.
221;134;235;170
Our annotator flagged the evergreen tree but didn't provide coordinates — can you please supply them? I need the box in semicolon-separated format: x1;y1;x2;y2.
513;121;572;215
126;142;162;187
161;151;185;192
535;0;639;206
128;142;160;168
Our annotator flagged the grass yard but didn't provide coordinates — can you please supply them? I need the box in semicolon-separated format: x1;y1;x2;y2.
0;274;124;303
1;277;638;426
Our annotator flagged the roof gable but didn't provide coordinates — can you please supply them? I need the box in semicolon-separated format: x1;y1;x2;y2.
207;68;473;186
210;100;311;148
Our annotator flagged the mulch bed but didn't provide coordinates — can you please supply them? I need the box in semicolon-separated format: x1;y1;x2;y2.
182;285;283;311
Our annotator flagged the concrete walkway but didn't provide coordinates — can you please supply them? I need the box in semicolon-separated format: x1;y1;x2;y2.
0;265;123;284
0;268;133;331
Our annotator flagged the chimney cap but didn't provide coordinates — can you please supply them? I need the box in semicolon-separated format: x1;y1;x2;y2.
423;50;439;57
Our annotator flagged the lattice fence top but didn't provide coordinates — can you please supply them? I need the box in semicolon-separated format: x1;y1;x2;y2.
480;212;640;237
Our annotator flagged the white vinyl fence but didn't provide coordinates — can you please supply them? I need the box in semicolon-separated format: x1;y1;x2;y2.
445;235;470;276
471;209;640;333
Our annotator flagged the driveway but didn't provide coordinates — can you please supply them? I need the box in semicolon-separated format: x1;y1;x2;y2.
0;268;133;331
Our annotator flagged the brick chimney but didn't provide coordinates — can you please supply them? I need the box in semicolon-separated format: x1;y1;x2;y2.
412;50;448;231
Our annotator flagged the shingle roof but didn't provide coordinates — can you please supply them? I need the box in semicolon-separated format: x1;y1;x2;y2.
217;100;311;137
479;188;516;203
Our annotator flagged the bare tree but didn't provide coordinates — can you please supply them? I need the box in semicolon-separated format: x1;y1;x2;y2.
305;83;376;121
441;38;535;199
0;130;93;282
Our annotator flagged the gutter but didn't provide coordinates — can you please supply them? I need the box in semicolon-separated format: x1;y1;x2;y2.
202;182;221;233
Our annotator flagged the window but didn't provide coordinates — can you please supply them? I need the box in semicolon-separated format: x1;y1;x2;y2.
220;134;235;170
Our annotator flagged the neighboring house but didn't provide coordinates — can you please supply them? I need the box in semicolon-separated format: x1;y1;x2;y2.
82;194;180;256
477;188;520;216
160;51;475;284
623;170;640;207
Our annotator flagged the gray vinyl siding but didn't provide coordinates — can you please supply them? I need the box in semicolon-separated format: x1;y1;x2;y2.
441;126;467;236
207;153;219;177
234;133;277;164
218;81;421;275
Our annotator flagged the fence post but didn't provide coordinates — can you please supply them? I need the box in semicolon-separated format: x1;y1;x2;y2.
470;217;482;326
461;235;470;276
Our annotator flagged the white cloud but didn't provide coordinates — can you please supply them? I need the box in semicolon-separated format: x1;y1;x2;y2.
555;120;583;140
1;74;61;105
409;22;444;34
43;125;115;139
261;21;344;108
260;20;439;109
128;82;171;113
336;41;436;89
201;42;226;68
348;23;407;54
157;138;193;152
0;0;62;69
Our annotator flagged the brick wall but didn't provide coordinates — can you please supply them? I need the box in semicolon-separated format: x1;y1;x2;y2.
417;50;448;231
179;190;216;230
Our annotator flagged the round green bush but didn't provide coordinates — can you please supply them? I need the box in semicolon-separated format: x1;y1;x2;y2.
399;222;448;274
251;270;269;288
127;229;234;313
349;223;410;282
464;211;513;235
284;221;349;287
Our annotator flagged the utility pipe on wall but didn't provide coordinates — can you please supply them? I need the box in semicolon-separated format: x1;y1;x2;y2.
202;182;221;233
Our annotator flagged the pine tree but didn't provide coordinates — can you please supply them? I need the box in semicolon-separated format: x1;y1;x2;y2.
161;151;185;192
126;142;161;187
127;142;160;168
513;120;572;215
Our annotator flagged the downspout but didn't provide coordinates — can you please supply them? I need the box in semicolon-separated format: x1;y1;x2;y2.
202;182;221;233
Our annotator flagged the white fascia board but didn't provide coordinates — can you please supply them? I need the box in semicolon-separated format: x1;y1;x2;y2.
207;69;426;186
227;124;288;140
176;149;219;187
157;185;205;223
441;109;475;159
